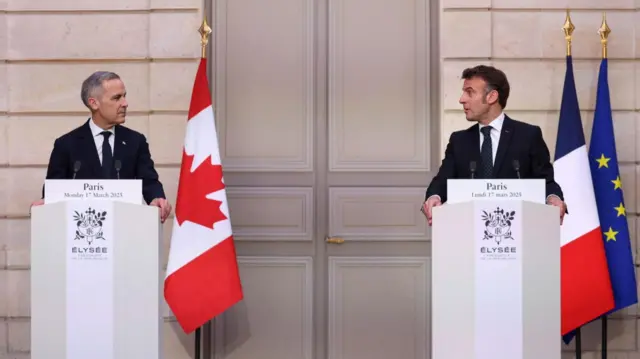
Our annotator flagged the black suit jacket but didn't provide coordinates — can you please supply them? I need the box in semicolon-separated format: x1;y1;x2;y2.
42;119;166;204
425;115;563;203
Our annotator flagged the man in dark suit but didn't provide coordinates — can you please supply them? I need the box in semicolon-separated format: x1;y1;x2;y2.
31;71;172;223
423;65;566;225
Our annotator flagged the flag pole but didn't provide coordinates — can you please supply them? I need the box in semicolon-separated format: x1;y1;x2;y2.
195;328;201;359
562;10;582;359
597;12;611;359
194;17;213;359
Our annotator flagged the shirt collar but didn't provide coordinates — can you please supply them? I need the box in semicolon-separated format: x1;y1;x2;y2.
89;118;115;137
479;112;505;133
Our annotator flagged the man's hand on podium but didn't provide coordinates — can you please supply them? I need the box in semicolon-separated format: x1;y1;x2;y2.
546;195;566;225
29;199;45;215
150;198;172;223
422;195;442;226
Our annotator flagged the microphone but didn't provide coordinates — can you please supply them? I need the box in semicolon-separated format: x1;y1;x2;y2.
469;161;477;179
512;160;521;179
114;160;122;180
72;161;81;179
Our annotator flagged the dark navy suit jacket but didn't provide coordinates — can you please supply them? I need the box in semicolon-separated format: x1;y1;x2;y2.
42;119;166;204
425;115;564;203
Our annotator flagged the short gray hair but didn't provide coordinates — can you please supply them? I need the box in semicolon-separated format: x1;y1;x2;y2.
80;71;121;109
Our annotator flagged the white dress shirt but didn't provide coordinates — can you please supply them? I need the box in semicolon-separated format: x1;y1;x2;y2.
478;112;504;164
88;118;115;165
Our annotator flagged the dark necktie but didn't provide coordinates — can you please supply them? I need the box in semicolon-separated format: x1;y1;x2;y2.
101;131;113;179
480;126;493;178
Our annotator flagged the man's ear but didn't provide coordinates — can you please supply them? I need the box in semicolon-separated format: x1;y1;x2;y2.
88;97;99;111
485;89;499;106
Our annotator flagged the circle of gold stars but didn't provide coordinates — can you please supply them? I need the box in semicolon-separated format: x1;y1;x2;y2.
594;153;626;242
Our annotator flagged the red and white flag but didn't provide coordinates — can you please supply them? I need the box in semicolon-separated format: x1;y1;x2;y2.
164;57;243;333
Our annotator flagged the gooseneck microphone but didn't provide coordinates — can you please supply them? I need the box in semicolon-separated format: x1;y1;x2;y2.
72;161;81;179
512;160;521;179
469;161;477;179
114;160;122;180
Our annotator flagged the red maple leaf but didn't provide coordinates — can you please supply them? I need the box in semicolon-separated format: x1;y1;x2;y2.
175;150;227;229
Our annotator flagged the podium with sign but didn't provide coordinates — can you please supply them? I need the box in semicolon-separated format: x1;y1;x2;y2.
30;179;162;359
430;179;561;359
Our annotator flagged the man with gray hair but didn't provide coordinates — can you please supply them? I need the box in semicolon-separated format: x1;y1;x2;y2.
31;71;172;223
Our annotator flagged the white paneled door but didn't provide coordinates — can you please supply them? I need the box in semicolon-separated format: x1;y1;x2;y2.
208;0;440;358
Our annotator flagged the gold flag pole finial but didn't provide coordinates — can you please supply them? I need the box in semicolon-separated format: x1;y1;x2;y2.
562;10;575;56
598;12;611;59
198;18;212;59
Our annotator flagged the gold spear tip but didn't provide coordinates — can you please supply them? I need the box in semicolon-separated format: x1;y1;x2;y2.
562;9;575;39
198;18;212;58
598;12;611;41
199;18;212;43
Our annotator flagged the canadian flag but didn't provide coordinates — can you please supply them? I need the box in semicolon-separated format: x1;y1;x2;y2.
164;57;243;333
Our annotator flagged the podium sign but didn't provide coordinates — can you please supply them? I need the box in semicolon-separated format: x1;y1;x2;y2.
431;179;560;359
44;179;143;204
31;181;161;359
446;178;546;204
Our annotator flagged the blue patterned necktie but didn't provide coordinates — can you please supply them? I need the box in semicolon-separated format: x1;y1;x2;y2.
480;126;493;178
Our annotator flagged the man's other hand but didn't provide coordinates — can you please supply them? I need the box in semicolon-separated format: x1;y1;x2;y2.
546;195;567;225
422;196;442;226
29;199;44;216
150;198;172;223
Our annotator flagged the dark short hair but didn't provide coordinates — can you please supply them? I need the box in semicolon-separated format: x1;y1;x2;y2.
461;65;510;109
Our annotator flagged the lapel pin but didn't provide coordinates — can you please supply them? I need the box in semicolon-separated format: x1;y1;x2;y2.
122;141;126;145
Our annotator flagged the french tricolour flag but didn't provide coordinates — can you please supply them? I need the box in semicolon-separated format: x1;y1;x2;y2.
553;55;614;343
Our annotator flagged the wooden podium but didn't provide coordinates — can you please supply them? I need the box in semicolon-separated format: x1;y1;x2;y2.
30;179;163;359
431;179;561;359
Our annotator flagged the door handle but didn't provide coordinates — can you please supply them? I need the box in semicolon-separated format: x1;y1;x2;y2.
326;236;345;244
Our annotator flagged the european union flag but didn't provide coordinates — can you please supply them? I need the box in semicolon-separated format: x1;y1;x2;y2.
588;58;638;314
